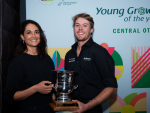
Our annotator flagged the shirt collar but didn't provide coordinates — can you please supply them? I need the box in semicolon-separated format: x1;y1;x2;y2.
71;37;94;50
84;37;94;47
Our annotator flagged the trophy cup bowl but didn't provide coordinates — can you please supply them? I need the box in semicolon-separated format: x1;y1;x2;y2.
49;70;79;111
55;70;78;102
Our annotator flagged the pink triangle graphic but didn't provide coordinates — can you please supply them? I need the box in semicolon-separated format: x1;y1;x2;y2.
108;47;115;55
115;66;122;75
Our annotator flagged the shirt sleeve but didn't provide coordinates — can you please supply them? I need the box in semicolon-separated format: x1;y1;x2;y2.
95;47;118;88
3;58;25;104
48;56;57;84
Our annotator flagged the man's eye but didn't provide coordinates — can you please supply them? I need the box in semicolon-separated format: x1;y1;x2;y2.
75;25;79;27
84;25;87;27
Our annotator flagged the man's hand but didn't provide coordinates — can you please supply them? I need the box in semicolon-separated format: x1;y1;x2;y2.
69;100;88;113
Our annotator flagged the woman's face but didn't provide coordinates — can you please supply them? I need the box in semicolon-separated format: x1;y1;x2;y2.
21;23;41;49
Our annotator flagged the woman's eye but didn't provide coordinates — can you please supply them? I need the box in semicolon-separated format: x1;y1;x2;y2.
27;32;30;34
35;31;39;34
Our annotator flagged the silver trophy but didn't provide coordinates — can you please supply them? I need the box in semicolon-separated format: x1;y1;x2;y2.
53;70;78;102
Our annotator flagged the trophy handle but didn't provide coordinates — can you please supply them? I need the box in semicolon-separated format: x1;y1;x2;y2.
73;85;78;89
51;85;56;89
51;84;59;93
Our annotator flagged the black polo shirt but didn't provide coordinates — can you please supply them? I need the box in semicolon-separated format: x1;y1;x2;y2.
65;38;118;102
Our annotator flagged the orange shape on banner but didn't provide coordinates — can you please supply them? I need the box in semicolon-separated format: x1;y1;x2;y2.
100;43;109;50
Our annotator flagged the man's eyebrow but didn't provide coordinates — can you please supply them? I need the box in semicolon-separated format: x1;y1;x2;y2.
75;23;88;25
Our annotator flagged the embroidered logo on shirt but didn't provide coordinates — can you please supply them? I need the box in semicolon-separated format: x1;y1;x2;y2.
83;57;91;61
69;58;75;62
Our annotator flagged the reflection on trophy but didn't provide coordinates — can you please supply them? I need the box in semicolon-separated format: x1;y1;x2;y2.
49;70;79;111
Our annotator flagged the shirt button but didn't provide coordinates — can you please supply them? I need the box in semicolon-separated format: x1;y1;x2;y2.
77;61;79;63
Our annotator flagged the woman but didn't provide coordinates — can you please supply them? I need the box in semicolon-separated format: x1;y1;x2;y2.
3;20;56;113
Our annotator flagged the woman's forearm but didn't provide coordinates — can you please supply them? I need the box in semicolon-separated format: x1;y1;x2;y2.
14;85;37;101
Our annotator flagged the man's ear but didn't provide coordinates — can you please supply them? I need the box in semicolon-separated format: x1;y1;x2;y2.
20;34;24;41
90;28;93;34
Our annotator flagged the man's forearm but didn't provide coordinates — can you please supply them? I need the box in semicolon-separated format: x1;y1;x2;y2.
85;87;117;111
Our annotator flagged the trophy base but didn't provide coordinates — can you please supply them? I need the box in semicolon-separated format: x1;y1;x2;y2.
49;99;79;111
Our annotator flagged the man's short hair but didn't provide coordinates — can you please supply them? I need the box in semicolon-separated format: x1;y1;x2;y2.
72;13;94;29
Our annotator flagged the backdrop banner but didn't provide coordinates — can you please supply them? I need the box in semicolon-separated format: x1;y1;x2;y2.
26;0;150;113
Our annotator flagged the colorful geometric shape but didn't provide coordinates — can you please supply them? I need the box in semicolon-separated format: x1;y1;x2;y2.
131;47;150;88
101;43;124;81
101;43;109;50
111;50;123;65
124;93;137;105
132;69;150;88
109;99;123;112
115;66;122;75
111;95;126;107
121;105;135;113
108;47;115;55
130;93;146;107
47;48;71;71
52;51;61;68
109;92;147;113
134;98;147;111
115;66;124;81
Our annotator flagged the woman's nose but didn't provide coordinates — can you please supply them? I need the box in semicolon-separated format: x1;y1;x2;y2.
32;33;36;38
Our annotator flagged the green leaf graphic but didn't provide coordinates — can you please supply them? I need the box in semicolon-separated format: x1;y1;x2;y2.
56;51;61;68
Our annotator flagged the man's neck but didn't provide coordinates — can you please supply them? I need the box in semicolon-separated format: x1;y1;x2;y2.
76;37;91;57
77;37;91;49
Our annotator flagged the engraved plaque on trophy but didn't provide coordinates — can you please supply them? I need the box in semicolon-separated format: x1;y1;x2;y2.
49;70;79;111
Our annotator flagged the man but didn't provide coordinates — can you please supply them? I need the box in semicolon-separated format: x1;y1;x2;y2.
65;13;118;113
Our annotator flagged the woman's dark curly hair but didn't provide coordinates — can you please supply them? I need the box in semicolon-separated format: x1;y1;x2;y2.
14;20;48;58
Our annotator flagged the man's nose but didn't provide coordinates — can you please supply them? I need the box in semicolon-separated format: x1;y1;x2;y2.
79;26;82;30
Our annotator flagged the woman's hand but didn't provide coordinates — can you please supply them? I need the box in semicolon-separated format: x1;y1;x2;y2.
14;81;53;101
35;81;53;94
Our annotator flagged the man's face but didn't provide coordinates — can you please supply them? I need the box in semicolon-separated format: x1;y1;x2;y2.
74;17;93;42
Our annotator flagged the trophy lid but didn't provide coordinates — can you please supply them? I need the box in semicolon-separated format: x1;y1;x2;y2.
52;70;76;74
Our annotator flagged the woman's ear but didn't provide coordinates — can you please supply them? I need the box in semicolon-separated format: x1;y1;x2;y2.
20;34;24;41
